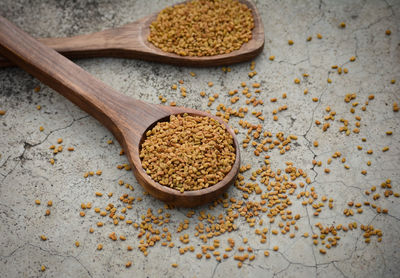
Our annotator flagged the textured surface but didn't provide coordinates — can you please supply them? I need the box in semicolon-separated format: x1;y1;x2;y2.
0;0;399;277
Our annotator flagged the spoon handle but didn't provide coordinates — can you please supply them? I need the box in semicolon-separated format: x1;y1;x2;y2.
0;16;141;143
0;21;143;67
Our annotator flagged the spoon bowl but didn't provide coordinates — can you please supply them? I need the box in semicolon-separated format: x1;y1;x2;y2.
0;16;240;207
0;0;264;67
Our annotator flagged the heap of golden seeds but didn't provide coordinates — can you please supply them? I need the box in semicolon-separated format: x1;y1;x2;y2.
148;0;254;56
140;114;236;192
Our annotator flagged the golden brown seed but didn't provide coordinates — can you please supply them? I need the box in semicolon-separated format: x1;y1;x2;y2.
35;199;41;205
148;0;254;57
385;29;391;35
126;261;132;268
75;241;80;247
140;114;235;192
41;265;46;272
288;40;294;45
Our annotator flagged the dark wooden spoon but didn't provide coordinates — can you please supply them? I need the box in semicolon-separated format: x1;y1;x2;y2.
0;0;264;68
0;16;240;208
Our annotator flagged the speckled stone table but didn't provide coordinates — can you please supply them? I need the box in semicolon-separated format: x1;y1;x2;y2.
0;0;399;277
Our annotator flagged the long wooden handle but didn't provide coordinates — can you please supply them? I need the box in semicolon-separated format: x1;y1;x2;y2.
0;16;127;141
0;21;143;67
0;34;105;67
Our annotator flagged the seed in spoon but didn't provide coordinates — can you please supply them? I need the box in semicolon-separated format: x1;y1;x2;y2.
140;114;236;192
147;0;254;57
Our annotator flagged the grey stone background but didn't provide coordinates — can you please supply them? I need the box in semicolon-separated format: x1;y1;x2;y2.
0;0;399;277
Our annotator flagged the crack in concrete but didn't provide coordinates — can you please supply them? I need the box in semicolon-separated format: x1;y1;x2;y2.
332;262;349;278
0;115;89;185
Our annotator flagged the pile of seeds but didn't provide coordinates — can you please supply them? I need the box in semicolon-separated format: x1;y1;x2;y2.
147;0;254;56
140;114;236;192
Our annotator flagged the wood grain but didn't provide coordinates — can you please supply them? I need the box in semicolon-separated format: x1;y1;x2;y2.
0;0;264;67
0;16;240;207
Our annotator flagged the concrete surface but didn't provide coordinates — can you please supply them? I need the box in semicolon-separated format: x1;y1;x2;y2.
1;0;399;277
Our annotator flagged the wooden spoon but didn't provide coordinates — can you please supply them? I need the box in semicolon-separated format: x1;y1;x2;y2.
0;0;264;68
0;16;240;208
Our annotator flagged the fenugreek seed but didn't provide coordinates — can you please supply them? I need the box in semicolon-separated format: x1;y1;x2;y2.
148;0;254;57
75;241;80;247
273;246;279;251
288;40;294;45
269;55;275;61
317;33;322;39
340;22;346;28
0;110;6;115
41;265;46;272
140;114;235;192
97;244;103;250
385;30;391;35
320;249;326;254
35;199;41;205
171;263;178;268
126;261;132;268
39;126;44;132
